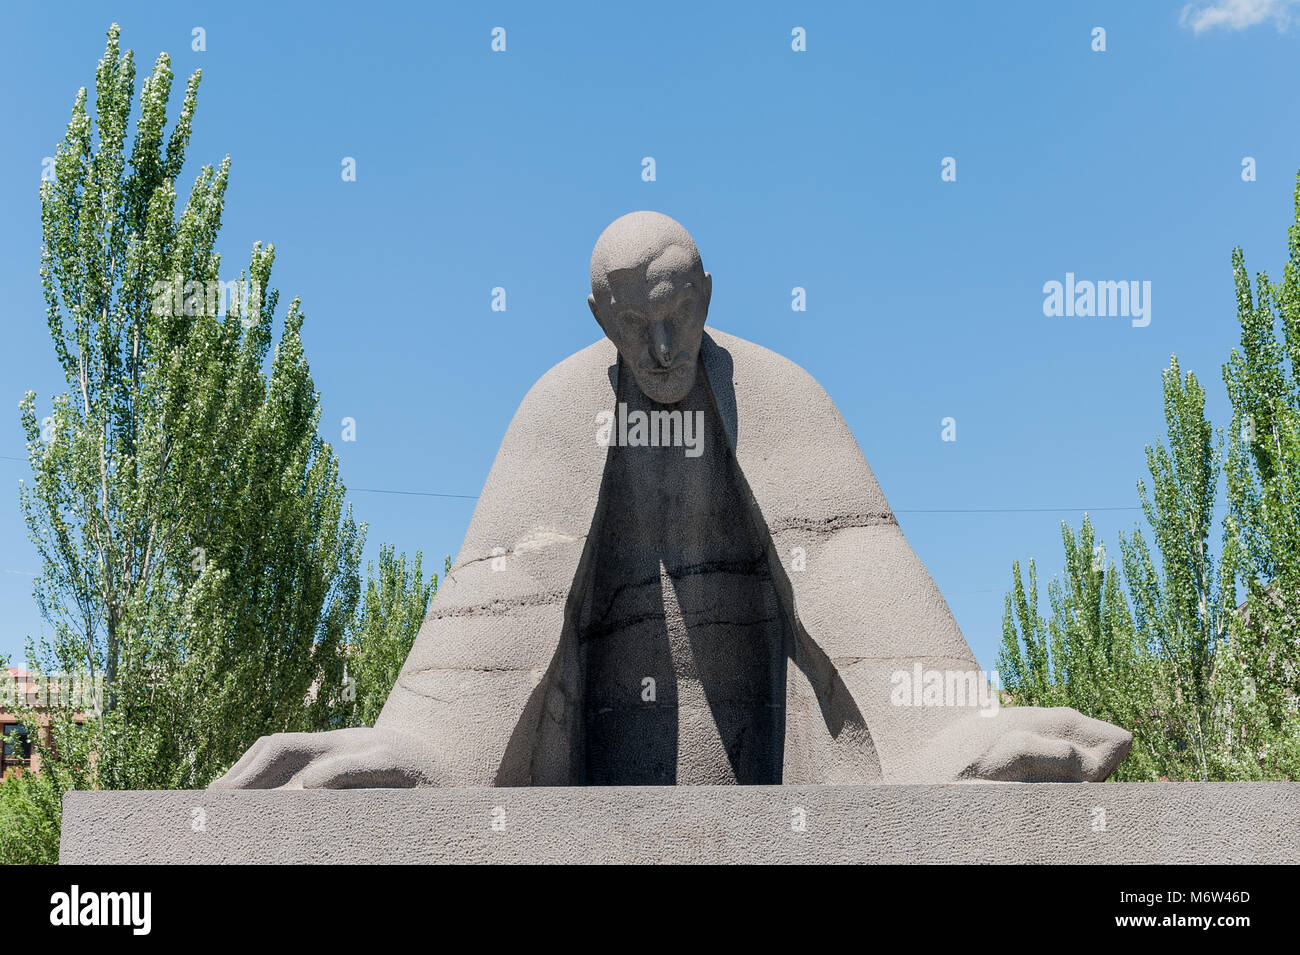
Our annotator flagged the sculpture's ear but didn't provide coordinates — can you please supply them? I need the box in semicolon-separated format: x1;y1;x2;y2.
589;292;614;339
702;272;712;313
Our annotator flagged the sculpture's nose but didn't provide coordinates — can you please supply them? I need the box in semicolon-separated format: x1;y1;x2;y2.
651;323;674;367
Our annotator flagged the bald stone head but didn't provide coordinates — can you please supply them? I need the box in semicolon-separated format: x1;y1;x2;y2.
588;211;712;405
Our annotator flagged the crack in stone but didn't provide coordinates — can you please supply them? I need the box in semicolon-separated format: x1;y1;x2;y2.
830;655;982;666
426;590;568;619
451;532;589;574
586;700;787;713
768;512;897;533
586;555;771;630
404;664;548;677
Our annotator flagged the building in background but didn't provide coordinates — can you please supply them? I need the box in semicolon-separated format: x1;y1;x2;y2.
0;668;89;777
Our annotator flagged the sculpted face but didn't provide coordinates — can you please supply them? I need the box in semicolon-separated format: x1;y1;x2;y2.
588;211;712;405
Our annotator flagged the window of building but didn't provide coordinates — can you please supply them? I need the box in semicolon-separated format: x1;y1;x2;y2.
1;723;32;769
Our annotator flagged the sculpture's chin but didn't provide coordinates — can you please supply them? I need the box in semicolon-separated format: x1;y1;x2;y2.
632;363;696;405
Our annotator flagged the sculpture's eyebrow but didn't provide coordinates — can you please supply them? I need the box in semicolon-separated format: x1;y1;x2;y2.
663;282;697;308
608;275;695;311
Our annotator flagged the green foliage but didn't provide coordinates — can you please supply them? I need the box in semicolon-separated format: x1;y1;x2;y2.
0;707;98;865
1117;359;1234;780
340;548;443;727
1000;172;1300;781
18;22;365;799
1216;173;1300;778
0;771;62;865
1000;519;1153;778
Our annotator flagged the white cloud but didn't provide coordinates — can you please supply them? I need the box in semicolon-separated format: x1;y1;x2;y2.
1180;0;1299;33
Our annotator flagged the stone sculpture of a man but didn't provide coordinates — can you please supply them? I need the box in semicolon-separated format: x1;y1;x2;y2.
214;211;1131;789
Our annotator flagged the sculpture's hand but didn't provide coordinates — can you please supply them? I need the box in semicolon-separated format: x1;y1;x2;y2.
900;706;1132;783
208;727;440;789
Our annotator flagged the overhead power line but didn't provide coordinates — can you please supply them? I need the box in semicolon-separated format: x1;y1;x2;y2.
351;487;478;500
4;452;1145;514
349;485;1142;514
895;506;1142;514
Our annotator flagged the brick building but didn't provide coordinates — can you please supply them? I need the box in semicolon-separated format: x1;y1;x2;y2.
0;668;89;777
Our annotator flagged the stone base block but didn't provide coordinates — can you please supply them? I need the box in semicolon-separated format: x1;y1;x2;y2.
59;783;1300;864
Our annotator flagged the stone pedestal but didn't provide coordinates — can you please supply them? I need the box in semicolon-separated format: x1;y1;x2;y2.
59;783;1299;864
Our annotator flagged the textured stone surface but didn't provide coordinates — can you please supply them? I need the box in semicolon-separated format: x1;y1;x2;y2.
211;211;1131;790
63;783;1300;864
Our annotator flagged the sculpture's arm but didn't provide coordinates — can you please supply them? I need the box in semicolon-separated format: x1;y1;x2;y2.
211;340;618;789
707;331;1131;782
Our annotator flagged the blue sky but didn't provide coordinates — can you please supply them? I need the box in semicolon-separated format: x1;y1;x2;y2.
1;1;1298;671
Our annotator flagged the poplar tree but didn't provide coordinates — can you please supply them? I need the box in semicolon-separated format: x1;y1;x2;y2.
19;24;364;792
1001;362;1236;781
1218;175;1300;778
1000;172;1300;781
1116;360;1233;780
341;547;444;728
